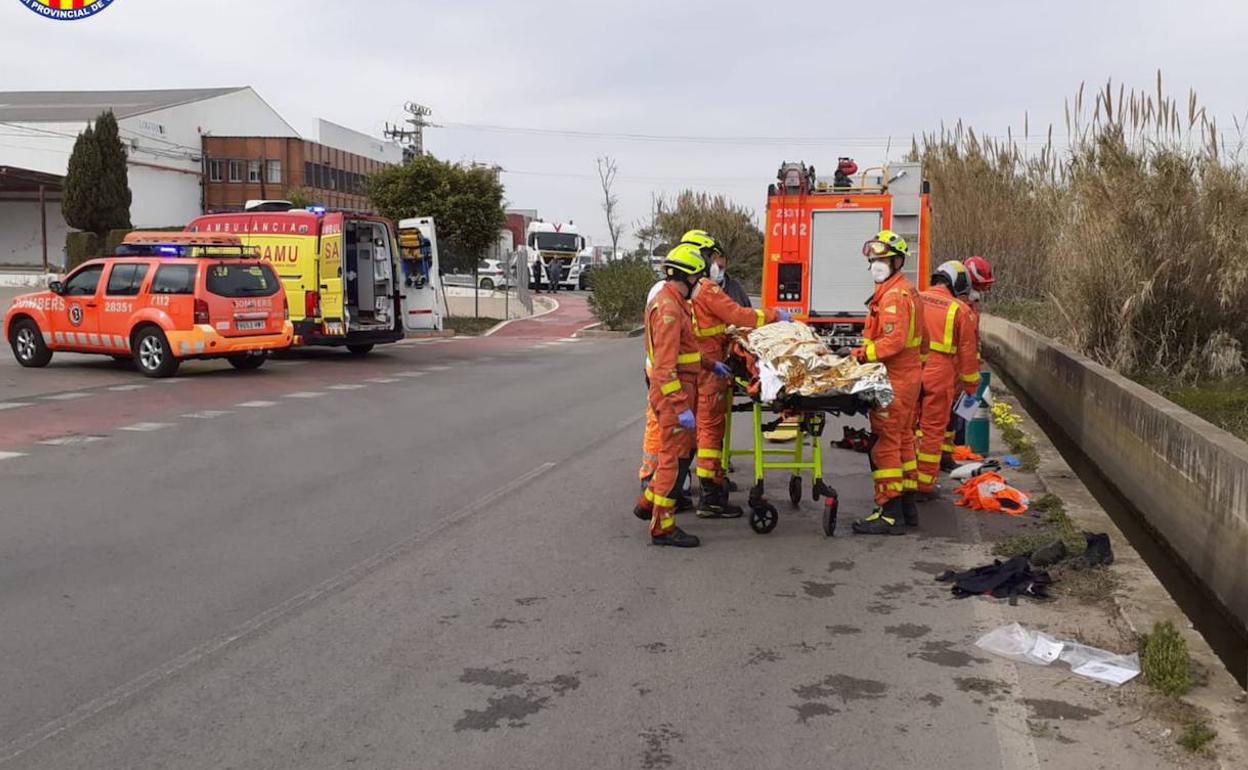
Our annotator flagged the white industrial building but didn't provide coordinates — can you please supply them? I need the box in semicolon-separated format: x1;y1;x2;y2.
0;87;300;271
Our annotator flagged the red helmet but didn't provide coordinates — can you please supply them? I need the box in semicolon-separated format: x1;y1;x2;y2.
964;255;994;290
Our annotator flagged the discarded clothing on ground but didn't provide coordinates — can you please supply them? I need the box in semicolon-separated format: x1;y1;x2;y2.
833;426;871;453
936;556;1054;604
731;321;894;407
953;471;1030;514
952;445;983;462
1072;532;1114;568
949;459;1002;481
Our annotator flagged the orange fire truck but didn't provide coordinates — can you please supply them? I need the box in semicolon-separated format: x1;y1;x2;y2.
761;159;931;347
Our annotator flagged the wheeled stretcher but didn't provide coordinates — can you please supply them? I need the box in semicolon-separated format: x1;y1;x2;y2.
722;342;873;536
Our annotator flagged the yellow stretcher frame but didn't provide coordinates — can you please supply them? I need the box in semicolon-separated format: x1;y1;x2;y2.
721;377;838;534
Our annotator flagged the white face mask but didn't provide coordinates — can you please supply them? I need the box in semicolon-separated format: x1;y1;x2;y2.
869;260;892;284
709;262;725;284
968;289;982;303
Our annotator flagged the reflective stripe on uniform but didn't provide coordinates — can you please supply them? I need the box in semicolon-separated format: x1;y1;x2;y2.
863;338;878;362
697;448;722;459
929;302;959;354
660;380;682;395
902;460;917;472
905;299;922;348
918;471;937;484
754;309;766;327
695;467;716;478
960;371;981;383
695;324;726;337
872;468;903;480
941;444;955;453
677;352;701;364
659;516;675;529
650;491;676;508
903;479;918;491
917;451;942;464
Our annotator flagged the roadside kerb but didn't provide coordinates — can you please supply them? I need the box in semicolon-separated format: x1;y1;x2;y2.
573;322;643;339
481;295;559;337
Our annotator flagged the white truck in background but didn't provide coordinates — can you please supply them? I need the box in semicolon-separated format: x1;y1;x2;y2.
523;220;587;290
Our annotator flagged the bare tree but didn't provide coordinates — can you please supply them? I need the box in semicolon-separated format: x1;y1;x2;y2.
596;155;624;259
632;191;665;259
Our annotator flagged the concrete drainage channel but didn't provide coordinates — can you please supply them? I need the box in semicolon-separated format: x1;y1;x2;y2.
982;316;1248;687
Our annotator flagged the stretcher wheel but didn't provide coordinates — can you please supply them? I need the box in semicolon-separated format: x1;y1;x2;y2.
749;502;779;534
822;493;839;537
812;479;834;502
788;476;802;507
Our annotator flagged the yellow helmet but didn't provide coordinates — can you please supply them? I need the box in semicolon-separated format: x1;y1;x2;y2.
663;242;708;278
862;229;908;260
680;229;722;256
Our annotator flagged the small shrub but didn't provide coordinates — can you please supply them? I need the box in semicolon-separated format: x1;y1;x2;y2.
1177;720;1216;754
1141;621;1193;697
64;231;100;270
587;259;656;331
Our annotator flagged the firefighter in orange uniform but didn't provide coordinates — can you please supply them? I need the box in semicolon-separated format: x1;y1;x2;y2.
681;229;790;517
940;254;995;468
850;230;926;535
632;243;709;547
915;261;980;505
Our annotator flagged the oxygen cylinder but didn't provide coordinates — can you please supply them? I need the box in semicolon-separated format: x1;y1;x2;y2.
967;371;992;455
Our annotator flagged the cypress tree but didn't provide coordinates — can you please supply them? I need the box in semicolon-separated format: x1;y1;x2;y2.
62;110;133;235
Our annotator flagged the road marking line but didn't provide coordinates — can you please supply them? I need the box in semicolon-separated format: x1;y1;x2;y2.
107;384;147;392
0;402;33;411
367;377;399;384
38;435;106;446
151;378;187;384
236;400;277;408
394;371;426;378
451;335;472;340
426;365;452;371
267;360;308;367
283;391;326;399
182;410;233;419
41;392;91;401
0;460;558;765
118;422;175;432
0;451;27;461
327;384;367;390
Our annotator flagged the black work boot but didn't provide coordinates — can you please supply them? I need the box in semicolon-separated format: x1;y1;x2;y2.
902;493;920;527
674;495;695;514
852;498;906;536
939;456;959;473
697;479;743;519
652;526;701;548
633;503;652;521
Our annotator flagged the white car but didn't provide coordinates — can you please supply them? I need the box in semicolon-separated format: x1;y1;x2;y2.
476;259;508;291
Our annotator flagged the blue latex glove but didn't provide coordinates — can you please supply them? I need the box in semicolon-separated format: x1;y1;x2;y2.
712;361;732;378
677;409;695;430
776;308;793;322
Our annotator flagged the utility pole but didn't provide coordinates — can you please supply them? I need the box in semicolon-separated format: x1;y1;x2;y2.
384;102;435;162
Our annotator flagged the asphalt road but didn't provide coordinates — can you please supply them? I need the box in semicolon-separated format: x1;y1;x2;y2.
0;295;1199;769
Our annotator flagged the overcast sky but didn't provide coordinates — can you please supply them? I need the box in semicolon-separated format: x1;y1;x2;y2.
2;0;1246;247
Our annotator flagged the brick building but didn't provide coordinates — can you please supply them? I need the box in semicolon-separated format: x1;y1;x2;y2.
202;135;394;213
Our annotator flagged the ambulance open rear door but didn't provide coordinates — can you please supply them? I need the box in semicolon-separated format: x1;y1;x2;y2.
397;216;443;332
319;213;346;335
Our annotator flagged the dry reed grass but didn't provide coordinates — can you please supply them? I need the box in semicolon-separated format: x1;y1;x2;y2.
914;73;1248;379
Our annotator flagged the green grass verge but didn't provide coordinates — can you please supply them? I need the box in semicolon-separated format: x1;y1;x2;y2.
446;316;503;336
1136;375;1248;442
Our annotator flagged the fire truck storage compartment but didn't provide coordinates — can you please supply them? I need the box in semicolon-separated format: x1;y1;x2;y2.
886;162;923;290
345;220;395;328
807;208;881;315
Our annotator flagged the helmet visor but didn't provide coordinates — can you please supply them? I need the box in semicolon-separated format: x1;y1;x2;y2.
863;240;894;258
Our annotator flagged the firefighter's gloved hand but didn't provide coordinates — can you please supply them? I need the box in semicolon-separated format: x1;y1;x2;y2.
776;308;793;322
712;361;732;378
677;409;696;430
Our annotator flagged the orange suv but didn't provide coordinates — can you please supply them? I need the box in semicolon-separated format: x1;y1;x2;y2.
5;232;294;377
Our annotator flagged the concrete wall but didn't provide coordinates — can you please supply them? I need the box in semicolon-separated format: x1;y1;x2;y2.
980;315;1248;631
0;198;70;269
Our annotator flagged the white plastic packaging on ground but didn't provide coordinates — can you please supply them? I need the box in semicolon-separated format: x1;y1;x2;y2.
975;623;1140;686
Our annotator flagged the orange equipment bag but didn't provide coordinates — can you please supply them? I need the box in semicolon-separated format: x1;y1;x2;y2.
952;445;984;462
953;471;1030;515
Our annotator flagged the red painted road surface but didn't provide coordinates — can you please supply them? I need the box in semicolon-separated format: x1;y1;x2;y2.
487;294;594;339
